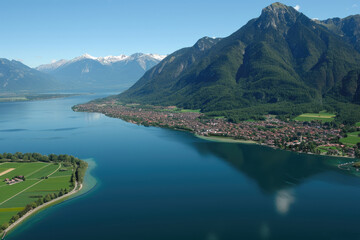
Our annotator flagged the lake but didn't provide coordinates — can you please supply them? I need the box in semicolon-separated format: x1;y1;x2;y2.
1;93;360;240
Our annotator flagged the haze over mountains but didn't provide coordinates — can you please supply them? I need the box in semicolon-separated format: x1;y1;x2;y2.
36;53;166;90
116;2;360;123
0;53;166;92
0;58;59;92
2;1;360;125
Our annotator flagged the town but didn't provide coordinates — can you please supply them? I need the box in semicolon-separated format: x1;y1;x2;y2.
73;101;360;159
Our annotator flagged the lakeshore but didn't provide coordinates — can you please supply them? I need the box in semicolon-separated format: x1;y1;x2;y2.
0;93;82;103
3;94;360;240
0;153;90;238
3;182;82;237
2;156;97;239
73;101;360;160
195;134;258;144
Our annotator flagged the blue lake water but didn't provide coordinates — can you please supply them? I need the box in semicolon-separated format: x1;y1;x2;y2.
1;94;360;240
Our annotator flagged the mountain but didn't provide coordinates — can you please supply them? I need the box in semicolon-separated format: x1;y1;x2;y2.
37;53;166;90
116;2;360;123
317;15;360;51
0;58;59;92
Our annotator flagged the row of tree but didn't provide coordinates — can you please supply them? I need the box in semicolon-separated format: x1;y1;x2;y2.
0;188;70;234
0;153;88;234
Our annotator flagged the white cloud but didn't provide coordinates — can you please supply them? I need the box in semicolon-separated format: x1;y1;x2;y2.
51;59;57;63
294;5;300;11
275;189;295;215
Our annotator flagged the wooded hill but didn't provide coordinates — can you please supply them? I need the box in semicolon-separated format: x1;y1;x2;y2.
116;2;360;124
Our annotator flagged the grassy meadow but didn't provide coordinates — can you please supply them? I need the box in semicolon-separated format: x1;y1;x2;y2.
294;111;336;123
340;131;360;146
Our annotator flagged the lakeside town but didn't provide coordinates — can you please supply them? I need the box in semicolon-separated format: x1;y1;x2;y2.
73;101;360;160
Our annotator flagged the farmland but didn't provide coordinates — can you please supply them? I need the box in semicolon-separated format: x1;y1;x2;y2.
294;111;336;123
0;161;74;228
0;93;79;103
340;131;360;146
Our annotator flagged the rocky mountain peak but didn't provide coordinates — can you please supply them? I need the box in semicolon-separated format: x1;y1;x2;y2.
193;36;221;51
257;2;301;30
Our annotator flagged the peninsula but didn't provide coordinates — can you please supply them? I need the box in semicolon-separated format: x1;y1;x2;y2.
73;102;360;160
0;93;80;103
0;152;88;237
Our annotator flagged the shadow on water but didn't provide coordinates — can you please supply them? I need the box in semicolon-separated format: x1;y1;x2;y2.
3;96;360;240
41;127;81;132
0;129;28;132
181;135;357;194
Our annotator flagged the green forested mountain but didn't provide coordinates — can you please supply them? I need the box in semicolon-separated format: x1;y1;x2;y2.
116;2;360;123
318;15;360;52
0;59;59;92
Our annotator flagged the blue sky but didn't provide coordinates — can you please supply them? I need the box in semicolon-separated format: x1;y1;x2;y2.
1;0;359;67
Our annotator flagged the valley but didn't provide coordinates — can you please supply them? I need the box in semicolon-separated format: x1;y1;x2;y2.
1;1;360;240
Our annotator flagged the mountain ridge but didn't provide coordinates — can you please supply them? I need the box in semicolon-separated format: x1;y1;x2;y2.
0;58;59;92
37;53;167;90
37;53;166;72
115;2;360;123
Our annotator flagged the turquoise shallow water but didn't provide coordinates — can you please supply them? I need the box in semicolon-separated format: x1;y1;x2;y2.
1;94;360;240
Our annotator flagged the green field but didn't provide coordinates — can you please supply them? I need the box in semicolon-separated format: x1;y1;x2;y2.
294;111;336;123
0;162;74;226
162;107;201;113
316;146;343;155
340;131;360;146
0;93;79;103
0;97;28;102
179;109;201;113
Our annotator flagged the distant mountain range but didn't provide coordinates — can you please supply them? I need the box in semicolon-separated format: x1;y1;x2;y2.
0;58;59;92
0;53;166;93
36;53;166;90
116;2;360;123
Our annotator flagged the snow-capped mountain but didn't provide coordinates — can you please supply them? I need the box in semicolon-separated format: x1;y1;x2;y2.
36;59;68;73
36;53;166;90
37;53;166;71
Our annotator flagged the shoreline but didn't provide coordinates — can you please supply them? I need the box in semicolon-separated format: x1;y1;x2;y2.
3;182;82;236
75;106;359;162
2;158;97;238
108;111;360;161
0;93;83;103
195;134;258;144
197;133;357;161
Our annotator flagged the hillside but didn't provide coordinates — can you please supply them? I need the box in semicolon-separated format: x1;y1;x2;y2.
318;15;360;52
37;53;166;90
116;2;360;124
0;59;59;92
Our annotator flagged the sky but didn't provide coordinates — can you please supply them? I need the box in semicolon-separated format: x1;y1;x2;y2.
0;0;359;67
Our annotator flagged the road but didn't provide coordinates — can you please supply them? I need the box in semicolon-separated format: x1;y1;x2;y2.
4;181;82;234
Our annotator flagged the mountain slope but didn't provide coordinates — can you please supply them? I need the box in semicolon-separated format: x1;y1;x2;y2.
318;15;360;52
116;3;360;122
0;58;59;92
37;53;166;90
